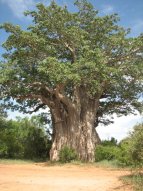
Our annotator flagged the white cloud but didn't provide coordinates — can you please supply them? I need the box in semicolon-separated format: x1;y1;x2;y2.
1;0;35;19
101;5;114;15
97;114;143;142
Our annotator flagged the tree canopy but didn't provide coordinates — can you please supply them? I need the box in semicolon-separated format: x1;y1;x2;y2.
0;1;142;124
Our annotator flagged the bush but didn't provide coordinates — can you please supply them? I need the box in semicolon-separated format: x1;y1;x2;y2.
117;123;143;167
0;116;52;160
59;146;78;163
95;145;121;162
101;137;118;146
128;123;143;167
117;138;133;166
0;142;8;157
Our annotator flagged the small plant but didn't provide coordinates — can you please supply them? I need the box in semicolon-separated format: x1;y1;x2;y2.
59;146;78;163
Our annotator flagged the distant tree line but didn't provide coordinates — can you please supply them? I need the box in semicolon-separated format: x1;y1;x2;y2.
0;116;52;160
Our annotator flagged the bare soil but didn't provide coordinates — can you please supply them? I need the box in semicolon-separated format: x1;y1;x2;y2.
0;163;132;191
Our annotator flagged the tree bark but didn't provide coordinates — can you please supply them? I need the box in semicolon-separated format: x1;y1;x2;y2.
50;89;101;162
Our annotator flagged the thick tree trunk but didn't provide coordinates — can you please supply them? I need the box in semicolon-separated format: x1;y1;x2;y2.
50;95;101;162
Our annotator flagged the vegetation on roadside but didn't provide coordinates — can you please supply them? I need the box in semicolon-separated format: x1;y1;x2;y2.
1;114;142;168
95;123;143;167
121;172;143;191
95;123;143;190
95;137;120;162
0;116;52;160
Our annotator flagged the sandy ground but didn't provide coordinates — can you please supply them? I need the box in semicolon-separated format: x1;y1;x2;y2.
0;163;132;191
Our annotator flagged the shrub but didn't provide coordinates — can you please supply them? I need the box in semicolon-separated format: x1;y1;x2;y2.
59;146;78;163
0;142;8;157
101;137;118;146
95;124;143;168
117;138;133;166
128;123;143;167
95;145;121;162
0;116;52;160
118;123;143;167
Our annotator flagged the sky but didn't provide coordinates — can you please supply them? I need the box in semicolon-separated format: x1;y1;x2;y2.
0;0;143;141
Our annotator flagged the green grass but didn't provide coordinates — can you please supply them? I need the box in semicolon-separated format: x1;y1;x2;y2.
0;159;86;166
121;173;143;191
44;160;84;167
0;159;35;164
94;160;123;169
46;159;127;168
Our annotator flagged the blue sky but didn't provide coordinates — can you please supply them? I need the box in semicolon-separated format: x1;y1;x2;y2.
0;0;143;53
0;0;143;141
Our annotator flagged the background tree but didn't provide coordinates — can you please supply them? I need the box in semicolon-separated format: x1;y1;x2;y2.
0;116;51;159
0;0;143;162
94;123;143;166
0;117;8;157
123;123;143;166
21;116;51;159
0;105;7;118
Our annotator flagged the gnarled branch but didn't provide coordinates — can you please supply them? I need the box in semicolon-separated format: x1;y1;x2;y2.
27;103;46;114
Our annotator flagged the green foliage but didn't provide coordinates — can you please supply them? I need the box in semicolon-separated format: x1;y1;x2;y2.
0;142;8;157
0;0;142;126
117;138;133;166
95;124;143;167
120;124;143;190
101;137;118;146
95;145;120;162
128;123;143;166
95;137;120;162
118;123;143;167
0;106;7;118
0;116;52;160
59;146;78;163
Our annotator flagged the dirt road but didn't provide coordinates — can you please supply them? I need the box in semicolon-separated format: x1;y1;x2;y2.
0;163;131;191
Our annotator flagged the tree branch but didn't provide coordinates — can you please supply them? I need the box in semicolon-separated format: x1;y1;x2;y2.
54;84;74;109
17;94;42;100
63;42;76;63
28;82;54;94
16;94;55;109
27;103;46;114
50;38;76;63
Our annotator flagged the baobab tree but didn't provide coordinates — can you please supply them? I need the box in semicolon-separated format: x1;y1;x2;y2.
0;0;143;162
